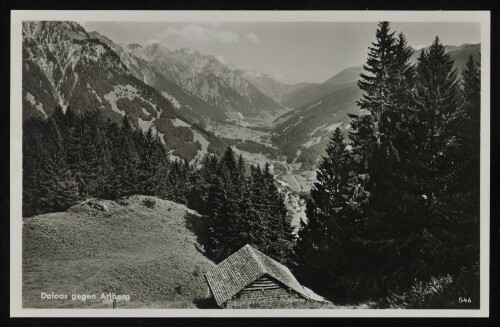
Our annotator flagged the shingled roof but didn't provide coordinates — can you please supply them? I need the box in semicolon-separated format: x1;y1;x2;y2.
204;244;310;306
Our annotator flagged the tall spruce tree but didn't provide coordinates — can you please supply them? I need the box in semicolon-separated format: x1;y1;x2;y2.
259;162;294;263
370;36;464;291
206;158;242;262
357;21;396;142
296;128;363;299
114;116;141;197
23;118;47;216
137;127;166;195
440;55;480;273
35;118;80;213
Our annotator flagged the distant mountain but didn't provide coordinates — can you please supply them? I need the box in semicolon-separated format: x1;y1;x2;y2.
130;43;287;122
88;31;229;123
282;44;480;112
22;21;225;163
238;70;313;104
410;43;480;75
272;83;362;168
280;67;363;109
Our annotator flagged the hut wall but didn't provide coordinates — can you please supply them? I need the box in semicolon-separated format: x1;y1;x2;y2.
225;276;306;308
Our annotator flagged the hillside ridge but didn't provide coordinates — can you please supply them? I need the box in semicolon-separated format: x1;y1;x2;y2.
23;195;215;308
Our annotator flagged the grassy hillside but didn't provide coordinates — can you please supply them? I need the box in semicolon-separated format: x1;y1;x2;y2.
22;194;354;309
22;195;215;308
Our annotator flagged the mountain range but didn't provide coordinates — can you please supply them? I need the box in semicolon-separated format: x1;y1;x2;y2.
22;20;480;170
22;21;228;163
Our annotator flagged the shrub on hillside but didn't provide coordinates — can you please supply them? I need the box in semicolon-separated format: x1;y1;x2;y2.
235;140;278;158
172;141;201;162
379;265;479;309
142;198;156;209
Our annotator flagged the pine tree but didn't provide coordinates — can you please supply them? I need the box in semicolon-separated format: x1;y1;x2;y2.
349;21;399;205
357;21;396;141
369;36;464;291
440;55;480;271
189;155;219;214
137;127;166;195
113;116;141;197
92;120;115;198
259;162;294;263
206;161;241;262
35;118;80;213
413;37;460;174
23;118;46;216
296;128;362;299
361;31;418;281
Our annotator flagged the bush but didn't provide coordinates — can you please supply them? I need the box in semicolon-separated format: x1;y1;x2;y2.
142;198;156;209
235;140;278;158
379;265;480;309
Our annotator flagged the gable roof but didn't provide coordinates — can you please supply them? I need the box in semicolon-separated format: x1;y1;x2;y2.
204;244;309;306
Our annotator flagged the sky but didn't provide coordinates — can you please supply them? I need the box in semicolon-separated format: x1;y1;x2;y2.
81;21;480;85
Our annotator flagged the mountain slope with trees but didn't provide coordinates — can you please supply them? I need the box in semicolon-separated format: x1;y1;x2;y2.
280;67;363;109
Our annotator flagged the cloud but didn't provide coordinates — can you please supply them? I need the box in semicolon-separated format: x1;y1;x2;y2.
160;24;239;45
144;39;160;45
246;32;261;44
273;71;284;81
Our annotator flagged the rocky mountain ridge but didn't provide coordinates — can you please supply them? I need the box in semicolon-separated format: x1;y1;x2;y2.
22;21;224;163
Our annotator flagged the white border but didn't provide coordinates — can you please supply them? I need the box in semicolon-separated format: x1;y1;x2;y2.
10;10;491;318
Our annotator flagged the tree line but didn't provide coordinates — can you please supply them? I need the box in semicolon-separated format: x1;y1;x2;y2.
295;22;480;307
23;108;293;264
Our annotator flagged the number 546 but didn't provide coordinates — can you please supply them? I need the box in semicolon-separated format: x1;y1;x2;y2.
459;297;471;304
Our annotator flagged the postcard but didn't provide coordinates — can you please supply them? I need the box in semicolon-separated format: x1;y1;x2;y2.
10;10;490;317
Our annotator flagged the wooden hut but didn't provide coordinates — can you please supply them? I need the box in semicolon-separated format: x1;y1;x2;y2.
204;244;312;308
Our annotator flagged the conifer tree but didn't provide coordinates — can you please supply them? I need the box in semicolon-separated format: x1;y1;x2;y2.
114;116;141;197
369;36;463;291
259;162;294;263
35;118;80;213
440;55;480;272
296;128;362;299
206;161;241;262
414;37;459;169
357;21;396;141
23;118;47;216
137;127;166;195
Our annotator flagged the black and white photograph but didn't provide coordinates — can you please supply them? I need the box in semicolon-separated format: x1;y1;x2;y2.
9;10;490;317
